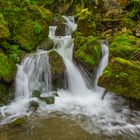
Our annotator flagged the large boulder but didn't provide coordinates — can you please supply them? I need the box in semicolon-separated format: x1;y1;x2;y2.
49;51;66;90
98;57;140;99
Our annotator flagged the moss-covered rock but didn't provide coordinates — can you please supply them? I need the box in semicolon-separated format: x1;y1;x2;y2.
74;35;101;73
0;13;9;40
0;52;16;83
98;57;140;99
110;31;140;59
49;51;66;90
76;9;96;36
12;117;27;127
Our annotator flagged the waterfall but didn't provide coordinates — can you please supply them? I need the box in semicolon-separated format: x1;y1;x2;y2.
15;52;51;99
0;16;139;137
94;41;109;92
49;16;88;94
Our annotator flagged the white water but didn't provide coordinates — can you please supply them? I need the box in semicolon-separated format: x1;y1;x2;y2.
0;16;140;137
94;40;109;92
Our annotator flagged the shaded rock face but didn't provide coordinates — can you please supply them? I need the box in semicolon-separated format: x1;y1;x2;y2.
98;58;140;99
49;51;66;90
0;82;14;106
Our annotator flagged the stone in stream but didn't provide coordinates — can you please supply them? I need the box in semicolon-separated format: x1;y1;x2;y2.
11;117;27;127
52;92;59;97
29;100;39;111
40;96;55;104
32;90;41;98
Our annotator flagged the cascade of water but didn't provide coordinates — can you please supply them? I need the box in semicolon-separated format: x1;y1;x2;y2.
63;16;77;35
15;52;51;99
94;41;109;92
49;16;88;94
1;16;140;137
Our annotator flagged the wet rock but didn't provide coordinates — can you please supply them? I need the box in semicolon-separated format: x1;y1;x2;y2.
55;23;66;36
29;100;39;111
40;96;55;104
11;117;27;127
32;90;41;98
38;38;54;51
49;51;66;90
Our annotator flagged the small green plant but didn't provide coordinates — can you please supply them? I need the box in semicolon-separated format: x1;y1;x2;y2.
33;22;42;34
116;72;128;78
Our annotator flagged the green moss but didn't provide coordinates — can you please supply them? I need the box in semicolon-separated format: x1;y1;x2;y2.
29;100;39;111
0;13;9;39
98;57;140;99
110;31;140;59
74;36;101;70
0;52;16;83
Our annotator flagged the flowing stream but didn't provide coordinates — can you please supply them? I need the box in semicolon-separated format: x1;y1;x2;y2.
0;16;140;140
